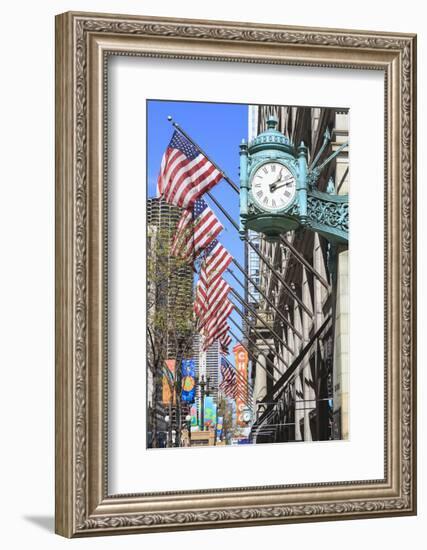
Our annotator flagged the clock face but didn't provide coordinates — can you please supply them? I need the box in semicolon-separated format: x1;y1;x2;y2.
251;162;296;212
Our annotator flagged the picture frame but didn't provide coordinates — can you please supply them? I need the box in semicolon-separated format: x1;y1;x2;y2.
55;11;417;537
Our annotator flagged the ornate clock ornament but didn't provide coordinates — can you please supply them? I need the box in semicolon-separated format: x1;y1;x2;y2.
239;115;349;244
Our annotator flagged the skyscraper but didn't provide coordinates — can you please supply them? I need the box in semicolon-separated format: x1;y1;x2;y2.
192;333;221;404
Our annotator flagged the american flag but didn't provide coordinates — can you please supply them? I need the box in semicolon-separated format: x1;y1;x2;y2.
194;277;230;329
219;357;236;399
194;240;232;318
210;318;230;343
157;131;223;209
236;368;249;404
218;357;250;403
197;240;232;293
171;199;223;262
220;333;232;355
202;300;234;350
202;240;233;285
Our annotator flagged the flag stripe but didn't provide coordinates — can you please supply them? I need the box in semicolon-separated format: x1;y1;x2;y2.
176;164;220;209
196;279;230;328
181;212;223;259
194;241;232;317
162;153;202;203
167;156;212;204
205;300;233;332
203;302;234;349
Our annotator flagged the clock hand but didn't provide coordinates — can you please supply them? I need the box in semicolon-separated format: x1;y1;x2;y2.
270;181;294;192
268;168;284;190
269;171;282;189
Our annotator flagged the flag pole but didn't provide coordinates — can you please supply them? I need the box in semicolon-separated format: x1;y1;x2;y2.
227;327;276;385
229;287;293;356
229;261;303;339
226;266;298;337
222;355;253;398
228;308;288;376
205;190;314;319
169;117;331;294
168;116;313;319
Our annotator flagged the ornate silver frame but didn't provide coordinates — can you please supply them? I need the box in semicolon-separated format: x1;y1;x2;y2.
55;11;417;537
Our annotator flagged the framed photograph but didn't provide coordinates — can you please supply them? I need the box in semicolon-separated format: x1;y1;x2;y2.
55;12;417;537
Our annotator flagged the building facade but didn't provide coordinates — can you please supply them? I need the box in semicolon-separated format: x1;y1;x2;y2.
192;333;221;405
247;104;349;443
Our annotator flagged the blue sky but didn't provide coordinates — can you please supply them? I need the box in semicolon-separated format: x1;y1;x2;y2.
147;99;249;360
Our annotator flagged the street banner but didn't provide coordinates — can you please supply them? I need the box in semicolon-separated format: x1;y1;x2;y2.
181;359;196;403
216;416;223;439
233;344;249;427
204;396;216;427
190;403;198;427
162;359;175;405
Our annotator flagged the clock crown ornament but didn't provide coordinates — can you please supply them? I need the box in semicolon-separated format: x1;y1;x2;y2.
248;115;294;156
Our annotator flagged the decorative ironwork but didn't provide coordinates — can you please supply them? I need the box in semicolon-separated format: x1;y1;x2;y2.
307;193;349;243
307;167;320;188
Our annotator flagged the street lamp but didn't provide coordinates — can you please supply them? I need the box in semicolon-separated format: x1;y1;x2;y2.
215;400;225;445
164;414;172;447
197;374;210;431
185;414;192;445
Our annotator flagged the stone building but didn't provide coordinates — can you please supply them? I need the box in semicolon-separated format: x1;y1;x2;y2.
247;104;349;443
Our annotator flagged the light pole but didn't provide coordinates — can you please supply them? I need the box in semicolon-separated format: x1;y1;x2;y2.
185;414;192;446
197;375;210;431
164;414;172;447
215;400;225;445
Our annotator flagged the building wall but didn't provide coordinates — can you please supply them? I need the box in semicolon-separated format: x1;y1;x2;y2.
248;105;349;443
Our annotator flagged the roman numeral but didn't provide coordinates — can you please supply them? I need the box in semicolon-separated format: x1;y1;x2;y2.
256;190;263;198
271;164;276;172
272;199;276;208
254;182;261;188
263;166;268;174
284;190;291;197
263;196;269;205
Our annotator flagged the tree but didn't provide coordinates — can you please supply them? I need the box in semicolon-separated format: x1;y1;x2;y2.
147;222;194;447
217;395;235;444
